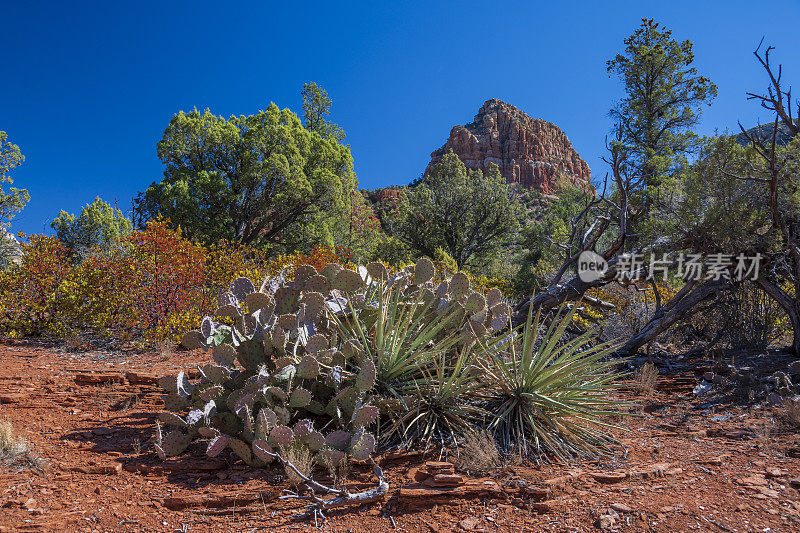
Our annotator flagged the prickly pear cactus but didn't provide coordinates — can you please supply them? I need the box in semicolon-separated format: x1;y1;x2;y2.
159;260;499;467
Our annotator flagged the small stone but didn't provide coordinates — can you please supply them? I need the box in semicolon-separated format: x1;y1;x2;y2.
424;461;455;475
590;471;627;484
459;517;479;530
611;503;632;513
23;498;37;510
425;473;466;487
765;468;784;478
597;514;616;529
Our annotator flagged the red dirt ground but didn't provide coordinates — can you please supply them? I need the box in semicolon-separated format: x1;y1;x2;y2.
1;339;799;532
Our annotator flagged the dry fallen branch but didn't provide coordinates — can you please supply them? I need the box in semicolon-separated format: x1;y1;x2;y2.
262;447;388;525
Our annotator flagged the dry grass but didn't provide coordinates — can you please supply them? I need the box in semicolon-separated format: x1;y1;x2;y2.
633;362;659;393
155;341;175;362
318;448;350;486
282;444;313;489
0;420;44;471
779;396;800;430
455;429;502;476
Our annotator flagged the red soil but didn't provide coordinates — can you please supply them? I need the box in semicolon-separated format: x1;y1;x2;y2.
0;339;798;532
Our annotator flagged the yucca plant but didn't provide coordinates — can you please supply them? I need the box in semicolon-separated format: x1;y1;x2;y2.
382;349;487;448
478;303;625;461
328;271;462;401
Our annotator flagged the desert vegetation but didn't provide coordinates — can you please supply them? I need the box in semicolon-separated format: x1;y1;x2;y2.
1;15;800;531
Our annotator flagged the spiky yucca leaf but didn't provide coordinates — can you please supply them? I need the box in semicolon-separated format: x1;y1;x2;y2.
383;349;488;448
478;303;625;460
329;276;462;400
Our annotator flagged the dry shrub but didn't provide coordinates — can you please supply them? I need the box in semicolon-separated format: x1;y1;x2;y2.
780;397;800;430
455;429;501;476
317;448;350;486
282;444;313;489
0;420;43;471
634;362;659;393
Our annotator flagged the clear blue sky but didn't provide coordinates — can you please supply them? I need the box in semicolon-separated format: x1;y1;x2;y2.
2;0;799;235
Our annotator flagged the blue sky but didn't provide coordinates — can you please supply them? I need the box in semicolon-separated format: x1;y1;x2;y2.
2;0;799;236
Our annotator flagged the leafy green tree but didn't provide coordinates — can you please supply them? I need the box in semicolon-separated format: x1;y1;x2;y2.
301;82;345;142
0;131;29;231
1;131;29;267
513;186;597;296
607;18;717;198
51;197;132;255
394;150;522;269
135;99;355;252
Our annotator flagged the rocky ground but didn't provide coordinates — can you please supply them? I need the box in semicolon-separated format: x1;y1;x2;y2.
0;339;799;532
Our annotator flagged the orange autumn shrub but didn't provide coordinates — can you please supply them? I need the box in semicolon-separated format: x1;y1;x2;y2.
0;235;73;336
0;227;514;346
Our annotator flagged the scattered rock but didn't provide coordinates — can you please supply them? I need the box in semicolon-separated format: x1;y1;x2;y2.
596;513;617;529
590;471;627;484
424;474;466;487
611;502;632;513
458;518;479;530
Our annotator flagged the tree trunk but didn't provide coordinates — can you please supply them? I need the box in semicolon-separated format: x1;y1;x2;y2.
755;278;800;357
616;279;731;357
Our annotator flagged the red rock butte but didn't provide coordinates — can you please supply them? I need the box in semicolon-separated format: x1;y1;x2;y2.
425;99;591;194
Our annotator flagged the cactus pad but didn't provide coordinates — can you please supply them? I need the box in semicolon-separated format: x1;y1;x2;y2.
158;412;188;428
324;430;352;451
257;408;277;433
333;268;363;293
180;330;203;350
365;261;388;282
252;439;276;463
303;275;331;294
245;292;275;313
269;425;294;447
292;419;313;439
211;344;236;367
230;277;256;301
300;292;325;322
304;430;325;452
228;437;252;463
296;355;320;379
305;334;328;353
320;263;343;281
465;292;486;313
206;434;229;458
351;404;379;428
159;430;191;458
277;313;299;331
289;387;312;408
486;287;503;308
449;272;470;298
294;265;318;286
414;257;436;285
176;371;195;398
349;431;376;461
355;358;377;392
274;287;300;315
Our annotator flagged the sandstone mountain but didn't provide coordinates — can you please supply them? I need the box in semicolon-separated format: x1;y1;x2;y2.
425;99;591;194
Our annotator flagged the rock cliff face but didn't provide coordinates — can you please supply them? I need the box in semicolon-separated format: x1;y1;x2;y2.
426;99;591;194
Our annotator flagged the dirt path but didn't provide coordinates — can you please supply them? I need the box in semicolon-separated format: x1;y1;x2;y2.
0;340;798;532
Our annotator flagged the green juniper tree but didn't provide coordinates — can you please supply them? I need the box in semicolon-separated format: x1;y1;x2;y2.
134;89;355;253
394;150;522;270
607;18;717;215
51;197;132;256
0;131;29;267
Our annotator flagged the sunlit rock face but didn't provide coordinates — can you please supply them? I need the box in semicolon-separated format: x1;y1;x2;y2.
426;98;591;194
